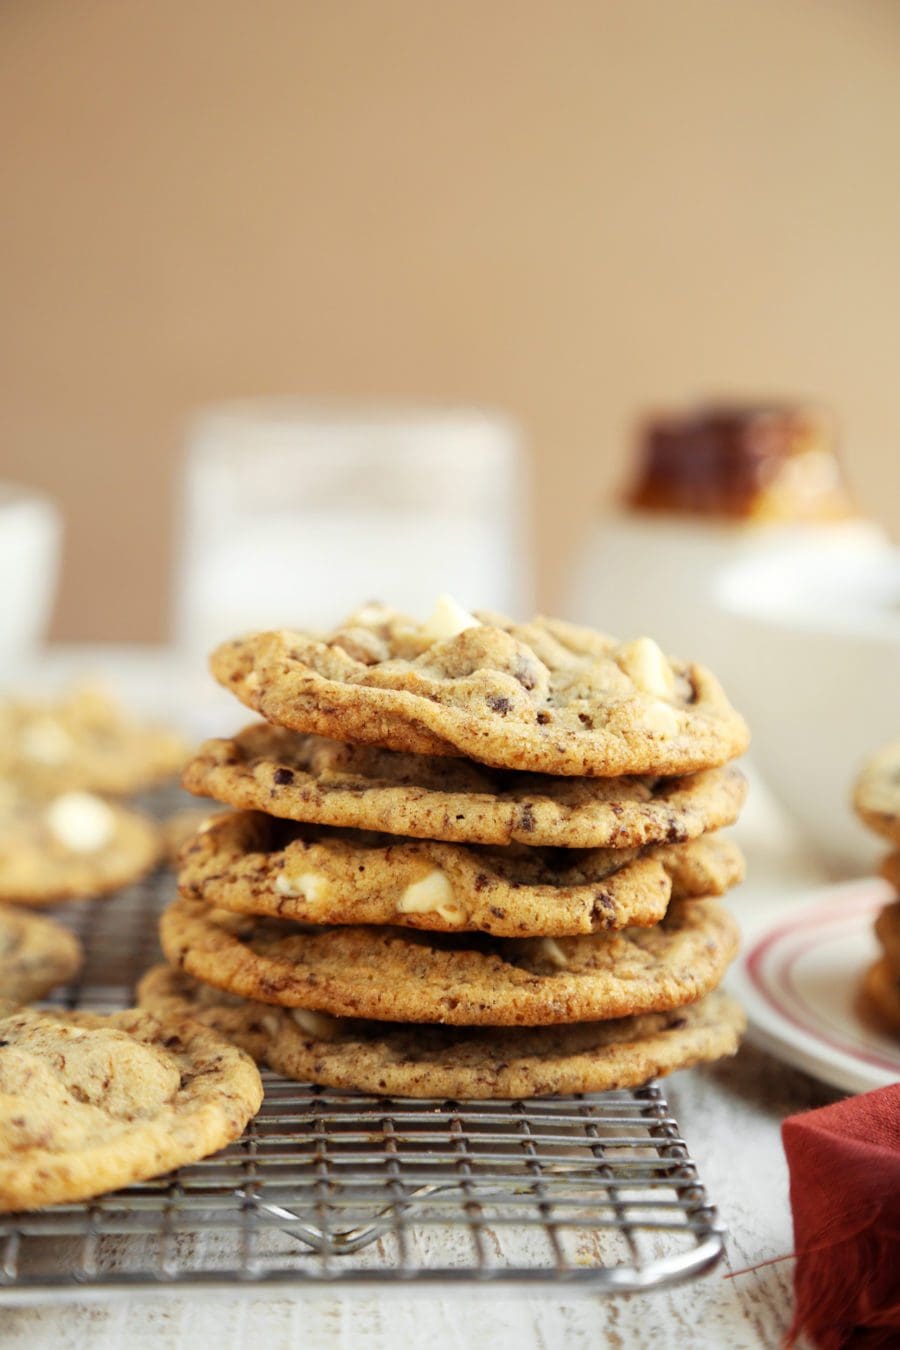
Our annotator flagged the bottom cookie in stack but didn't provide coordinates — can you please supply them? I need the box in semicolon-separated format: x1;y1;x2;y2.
149;892;744;1097
139;965;745;1099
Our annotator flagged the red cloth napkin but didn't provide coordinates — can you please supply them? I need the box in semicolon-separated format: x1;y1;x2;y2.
782;1083;900;1349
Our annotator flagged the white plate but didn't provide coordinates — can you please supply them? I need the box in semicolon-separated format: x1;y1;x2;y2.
728;878;900;1094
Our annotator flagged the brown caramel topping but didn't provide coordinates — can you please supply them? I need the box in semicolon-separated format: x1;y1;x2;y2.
627;403;854;522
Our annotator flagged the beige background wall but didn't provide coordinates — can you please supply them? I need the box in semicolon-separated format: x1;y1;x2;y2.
1;0;898;641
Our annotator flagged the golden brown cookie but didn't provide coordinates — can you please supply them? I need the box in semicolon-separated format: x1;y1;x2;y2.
0;1002;262;1211
0;685;189;798
177;810;743;938
0;906;82;1002
183;723;748;849
853;739;900;845
860;958;900;1036
650;833;745;901
880;851;900;895
0;791;160;906
874;900;900;973
186;723;750;847
161;806;225;865
160;895;740;1026
210;605;749;777
138;966;746;1099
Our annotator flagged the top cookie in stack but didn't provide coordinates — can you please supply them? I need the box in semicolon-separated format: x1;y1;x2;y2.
207;598;748;776
154;600;749;1099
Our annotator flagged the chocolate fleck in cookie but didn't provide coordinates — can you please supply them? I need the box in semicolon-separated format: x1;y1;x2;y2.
139;966;746;1099
860;959;900;1036
184;723;748;849
210;602;749;777
160;895;740;1026
0;684;189;798
853;739;900;844
178;811;743;937
0;790;160;905
874;900;900;973
0;1002;262;1211
0;906;82;1002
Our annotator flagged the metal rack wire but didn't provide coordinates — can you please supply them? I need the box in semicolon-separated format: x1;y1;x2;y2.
0;825;727;1299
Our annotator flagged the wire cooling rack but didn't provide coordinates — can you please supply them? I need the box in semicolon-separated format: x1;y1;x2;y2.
0;816;727;1300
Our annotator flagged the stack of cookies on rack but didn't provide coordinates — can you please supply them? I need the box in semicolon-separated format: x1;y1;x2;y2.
146;599;750;1098
854;739;900;1035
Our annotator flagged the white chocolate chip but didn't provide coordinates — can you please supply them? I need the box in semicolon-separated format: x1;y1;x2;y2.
20;718;75;765
419;594;480;642
397;869;466;925
351;603;389;627
539;938;570;969
45;792;116;853
642;699;680;737
261;1012;282;1037
243;670;261;692
291;1008;343;1040
275;871;328;902
618;637;675;699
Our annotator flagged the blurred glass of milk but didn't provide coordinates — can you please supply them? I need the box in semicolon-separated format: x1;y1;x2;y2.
173;400;529;660
0;484;61;681
566;402;889;676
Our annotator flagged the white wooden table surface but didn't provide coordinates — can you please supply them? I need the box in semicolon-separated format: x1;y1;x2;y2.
0;649;843;1349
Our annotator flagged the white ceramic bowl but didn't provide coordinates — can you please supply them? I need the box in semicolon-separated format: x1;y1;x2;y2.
715;538;900;874
0;484;61;678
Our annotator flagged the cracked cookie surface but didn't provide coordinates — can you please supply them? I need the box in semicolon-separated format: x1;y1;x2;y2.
160;895;740;1026
184;723;747;849
210;607;749;777
139;966;746;1099
177;810;743;937
0;1002;262;1211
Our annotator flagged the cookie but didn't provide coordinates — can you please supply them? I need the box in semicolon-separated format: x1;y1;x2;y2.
162;806;225;865
860;959;900;1036
0;790;160;906
183;723;748;850
0;906;82;1002
0;1002;262;1211
139;966;746;1099
853;739;900;844
177;810;743;937
874;900;900;973
0;684;189;798
210;604;749;777
650;832;745;900
879;851;900;895
160;895;740;1026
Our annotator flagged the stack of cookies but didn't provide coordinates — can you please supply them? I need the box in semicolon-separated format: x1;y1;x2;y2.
854;739;900;1035
147;599;750;1098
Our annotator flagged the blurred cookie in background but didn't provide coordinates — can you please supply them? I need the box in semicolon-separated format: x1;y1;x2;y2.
0;683;189;799
0;787;160;906
0;904;82;1002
